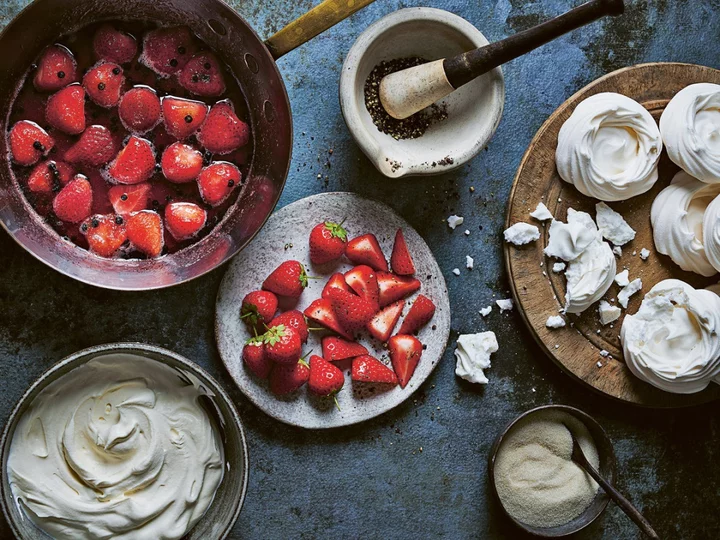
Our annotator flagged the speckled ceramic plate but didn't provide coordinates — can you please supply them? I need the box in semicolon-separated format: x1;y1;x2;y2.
215;192;451;429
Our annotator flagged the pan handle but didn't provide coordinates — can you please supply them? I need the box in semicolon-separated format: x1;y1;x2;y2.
265;0;376;59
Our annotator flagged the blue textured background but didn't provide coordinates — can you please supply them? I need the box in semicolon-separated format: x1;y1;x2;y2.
2;1;720;538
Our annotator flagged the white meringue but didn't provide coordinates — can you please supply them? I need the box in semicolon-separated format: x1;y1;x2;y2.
530;202;553;221
454;332;498;384
503;222;540;245
556;92;662;201
660;83;720;183
703;194;720;272
544;209;600;261
621;279;720;394
595;202;635;245
564;239;616;314
651;171;720;277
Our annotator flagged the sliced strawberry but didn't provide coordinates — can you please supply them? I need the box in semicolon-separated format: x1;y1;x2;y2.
303;298;353;340
93;24;138;65
178;52;226;97
309;220;347;265
322;272;352;299
322;336;368;362
377;271;421;307
243;337;271;379
161;96;208;139
108;183;151;215
390;228;415;275
161;142;203;183
33;44;78;92
241;290;278;330
27;160;74;193
197;162;240;205
326;287;376;334
263;324;302;364
140;26;197;77
164;202;207;240
262;260;308;298
398;295;436;335
269;358;310;395
345;233;388;271
308;355;344;397
81;214;127;257
367;300;405;342
269;310;308;343
46;84;85;135
344;265;379;310
9;121;54;166
388;334;423;389
119;87;161;133
83;62;124;108
64;125;117;166
52;175;92;223
126;210;164;257
105;136;156;185
197;100;250;154
352;355;398;385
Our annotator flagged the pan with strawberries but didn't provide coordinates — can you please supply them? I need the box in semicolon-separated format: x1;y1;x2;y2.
0;0;374;290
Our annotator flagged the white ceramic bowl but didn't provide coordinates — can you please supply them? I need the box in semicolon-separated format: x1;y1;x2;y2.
340;7;505;178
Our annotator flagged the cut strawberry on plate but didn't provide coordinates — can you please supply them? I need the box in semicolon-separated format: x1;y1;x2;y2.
178;52;226;97
52;175;92;223
309;219;347;265
262;260;308;298
27;160;74;193
196;100;250;154
269;357;310;395
352;355;398;385
164;202;207;240
64;125;117;166
398;294;436;335
263;324;302;364
367;299;405;342
303;298;353;340
322;336;368;362
243;337;271;379
81;214;128;257
9;121;54;166
308;354;344;397
119;87;161;134
377;271;421;307
390;228;415;275
105;136;156;184
140;26;197;77
269;310;309;343
345;233;388;271
326;287;376;334
161;142;203;183
126;210;164;257
93;24;138;65
46;84;86;135
161;96;208;139
388;334;423;389
322;272;351;299
33;44;78;92
241;290;278;330
83;61;124;108
108;183;151;215
344;265;379;310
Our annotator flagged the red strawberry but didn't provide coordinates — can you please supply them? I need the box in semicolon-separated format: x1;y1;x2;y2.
105;136;156;184
344;265;379;310
27;160;74;193
269;310;309;343
161;96;208;139
140;26;197;77
243;336;271;379
262;260;308;298
269;357;310;395
9;121;54;166
81;214;128;257
398;295;436;335
178;52;226;97
164;202;207;240
108;183;151;215
388;334;423;388
309;220;347;265
352;355;398;385
263;324;302;364
93;24;138;65
377;271;421;307
322;336;368;362
197;162;241;206
303;299;353;340
46;84;85;135
241;290;278;329
161;142;203;183
197;100;250;154
126;210;164;257
367;300;405;342
322;272;351;299
119;87;161;133
33;44;78;92
83;62;124;108
345;233;388;271
308;354;344;397
64;125;117;166
390;228;415;275
52;175;92;223
326;287;376;333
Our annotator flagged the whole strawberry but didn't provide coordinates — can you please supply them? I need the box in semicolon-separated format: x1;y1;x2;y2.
309;219;347;265
263;324;302;364
308;354;344;398
269;310;309;343
243;335;272;379
241;290;278;329
262;260;309;298
269;357;310;395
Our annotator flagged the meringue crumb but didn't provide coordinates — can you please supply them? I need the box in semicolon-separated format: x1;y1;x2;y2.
600;350;609;357
612;246;623;258
496;299;514;311
552;262;566;273
545;315;566;329
503;222;540;246
464;229;470;236
596;361;603;368
466;255;474;270
447;215;464;230
530;202;553;221
640;248;650;260
480;306;492;317
618;278;642;308
615;269;630;287
452;268;461;276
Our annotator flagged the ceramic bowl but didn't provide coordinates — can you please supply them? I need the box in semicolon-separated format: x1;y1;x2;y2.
339;7;505;178
488;404;616;537
0;343;249;540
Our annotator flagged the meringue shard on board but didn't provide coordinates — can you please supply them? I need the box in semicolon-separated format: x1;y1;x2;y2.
659;83;720;184
543;209;600;261
704;195;720;273
556;92;662;201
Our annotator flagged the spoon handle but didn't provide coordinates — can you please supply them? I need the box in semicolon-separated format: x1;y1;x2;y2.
443;0;624;88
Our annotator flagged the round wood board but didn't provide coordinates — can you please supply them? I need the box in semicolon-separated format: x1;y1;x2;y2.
505;62;720;408
215;192;451;428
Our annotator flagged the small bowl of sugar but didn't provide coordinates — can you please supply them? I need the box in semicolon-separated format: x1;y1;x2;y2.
488;405;616;537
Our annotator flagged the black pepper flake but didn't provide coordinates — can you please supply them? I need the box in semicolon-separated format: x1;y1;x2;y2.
120;193;128;201
57;71;65;79
98;82;106;91
169;58;178;67
112;67;121;75
152;199;159;208
184;114;193;123
115;216;124;225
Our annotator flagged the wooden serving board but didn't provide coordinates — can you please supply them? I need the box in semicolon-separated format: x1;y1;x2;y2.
505;63;720;408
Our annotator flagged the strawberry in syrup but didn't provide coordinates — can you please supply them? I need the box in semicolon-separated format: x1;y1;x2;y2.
126;210;164;257
119;87;162;134
27;161;74;193
179;52;226;97
161;96;208;139
164;202;207;241
197;162;241;206
64;125;118;166
140;26;196;77
45;84;86;135
81;214;127;257
33;44;78;92
83;62;124;108
109;183;151;215
9;121;54;166
197;100;250;154
105;136;156;185
161;142;203;183
52;175;92;223
93;24;138;65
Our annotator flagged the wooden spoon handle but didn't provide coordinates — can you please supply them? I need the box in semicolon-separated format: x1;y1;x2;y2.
443;0;624;88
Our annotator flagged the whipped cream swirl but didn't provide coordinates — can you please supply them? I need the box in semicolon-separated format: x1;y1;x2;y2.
704;194;720;272
556;92;662;201
660;83;720;183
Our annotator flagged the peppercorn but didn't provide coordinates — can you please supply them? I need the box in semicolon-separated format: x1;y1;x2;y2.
120;193;128;201
33;141;44;151
91;218;99;228
115;216;124;225
98;82;105;91
227;179;234;187
112;67;121;75
57;71;65;79
184;115;193;123
169;58;178;67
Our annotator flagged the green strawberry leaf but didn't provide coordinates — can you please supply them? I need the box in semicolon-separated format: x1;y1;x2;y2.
263;324;285;346
298;264;309;288
324;219;348;242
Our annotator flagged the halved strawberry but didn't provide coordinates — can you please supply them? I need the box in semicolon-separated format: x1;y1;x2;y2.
243;337;271;379
161;96;208;139
9;121;54;166
344;265;379;310
322;272;352;299
309;220;347;265
388;334;423;389
398;295;436;335
52;175;92;223
93;24;138;64
140;26;197;77
241;290;278;330
126;210;164;257
119;87;162;133
367;300;405;342
64;125;117;166
83;62;124;108
322;336;368;362
197;100;250;154
262;260;308;298
197;161;241;206
345;233;388;271
161;142;203;183
390;228;415;275
27;160;74;193
303;298;353;340
326;287;376;333
269;357;310;395
33;44;78;92
81;214;127;257
308;354;344;397
269;310;309;343
178;52;226;96
108;183;151;215
105;136;156;184
164;202;207;240
377;271;421;307
263;324;302;364
46;84;85;135
352;355;398;385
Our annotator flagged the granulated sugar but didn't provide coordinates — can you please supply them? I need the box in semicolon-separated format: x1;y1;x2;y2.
494;410;599;528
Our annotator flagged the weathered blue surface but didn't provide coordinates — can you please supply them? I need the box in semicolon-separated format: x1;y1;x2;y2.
1;1;720;539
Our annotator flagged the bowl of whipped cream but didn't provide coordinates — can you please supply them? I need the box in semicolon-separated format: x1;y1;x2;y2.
0;343;248;540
